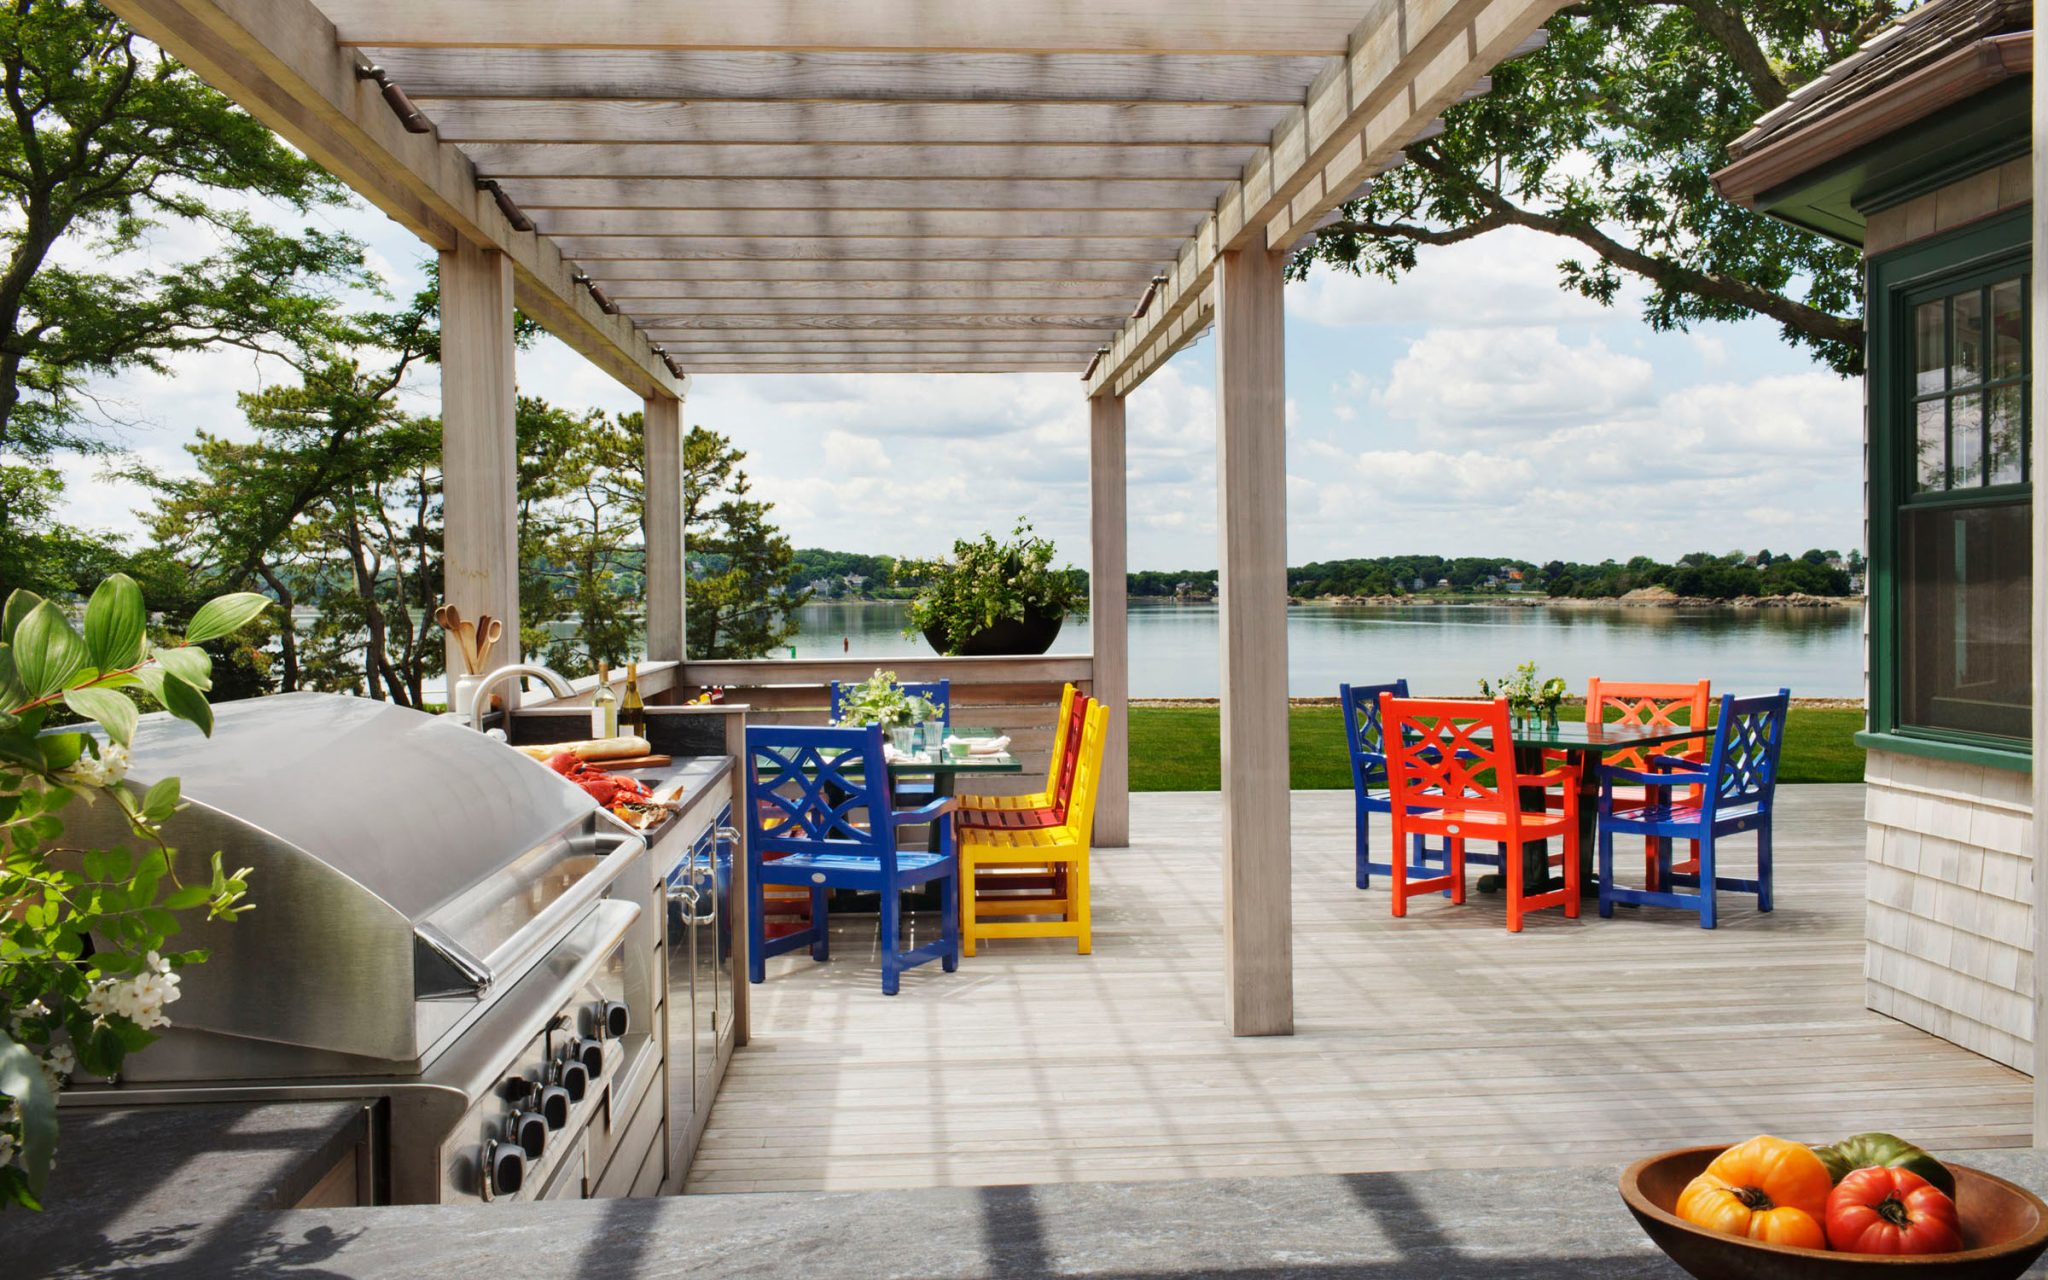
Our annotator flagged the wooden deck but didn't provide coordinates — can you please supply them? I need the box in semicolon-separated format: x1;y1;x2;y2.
689;786;2032;1194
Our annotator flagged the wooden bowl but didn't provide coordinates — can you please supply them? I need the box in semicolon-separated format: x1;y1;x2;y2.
1621;1146;2048;1280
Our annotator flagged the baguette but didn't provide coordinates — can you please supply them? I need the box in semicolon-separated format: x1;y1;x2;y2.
515;736;652;762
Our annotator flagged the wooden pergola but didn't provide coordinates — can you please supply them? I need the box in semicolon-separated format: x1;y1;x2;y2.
115;0;1562;1036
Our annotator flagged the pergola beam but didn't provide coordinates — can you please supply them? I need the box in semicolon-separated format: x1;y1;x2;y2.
322;2;1372;55
467;143;1253;181
551;236;1186;263
605;280;1143;302
502;178;1228;212
106;0;680;401
528;208;1205;239
584;260;1156;283
362;49;1335;103
623;298;1134;317
421;100;1293;146
1086;0;1564;397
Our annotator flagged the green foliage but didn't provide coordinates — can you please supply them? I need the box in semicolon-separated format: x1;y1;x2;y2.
683;426;807;661
0;574;261;1210
1298;1;1896;374
519;401;645;673
0;1;369;587
1478;662;1569;719
899;520;1087;655
831;669;944;730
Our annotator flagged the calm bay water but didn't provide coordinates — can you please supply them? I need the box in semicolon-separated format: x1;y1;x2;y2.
787;598;1865;699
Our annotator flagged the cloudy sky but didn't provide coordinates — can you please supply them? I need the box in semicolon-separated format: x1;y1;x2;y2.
59;198;1862;573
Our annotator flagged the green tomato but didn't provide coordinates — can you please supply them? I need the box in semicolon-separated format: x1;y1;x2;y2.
1813;1132;1956;1198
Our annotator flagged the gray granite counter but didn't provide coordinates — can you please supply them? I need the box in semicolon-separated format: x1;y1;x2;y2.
9;1148;2047;1280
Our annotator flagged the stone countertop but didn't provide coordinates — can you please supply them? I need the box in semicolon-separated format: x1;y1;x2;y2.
12;1100;369;1251
11;1147;2048;1280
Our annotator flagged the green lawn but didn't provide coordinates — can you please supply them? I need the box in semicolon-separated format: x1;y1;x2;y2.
1128;704;1867;791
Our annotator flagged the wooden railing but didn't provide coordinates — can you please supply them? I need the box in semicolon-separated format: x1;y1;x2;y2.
679;654;1093;798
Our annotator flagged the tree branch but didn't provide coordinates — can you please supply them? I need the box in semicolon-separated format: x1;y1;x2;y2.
1653;0;1790;110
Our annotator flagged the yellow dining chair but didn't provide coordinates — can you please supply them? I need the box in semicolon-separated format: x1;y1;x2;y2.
958;700;1106;957
959;682;1080;817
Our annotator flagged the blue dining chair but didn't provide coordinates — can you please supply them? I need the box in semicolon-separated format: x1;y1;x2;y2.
1340;680;1499;893
744;723;961;995
1595;689;1791;929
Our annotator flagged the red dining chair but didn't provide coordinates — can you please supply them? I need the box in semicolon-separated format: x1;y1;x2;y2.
1587;678;1711;891
1379;695;1581;932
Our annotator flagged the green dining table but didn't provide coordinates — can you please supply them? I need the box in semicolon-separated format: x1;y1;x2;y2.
1468;718;1712;896
887;725;1023;799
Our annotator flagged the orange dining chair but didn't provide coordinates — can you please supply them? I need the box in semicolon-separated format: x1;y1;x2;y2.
1586;678;1711;891
1380;695;1581;932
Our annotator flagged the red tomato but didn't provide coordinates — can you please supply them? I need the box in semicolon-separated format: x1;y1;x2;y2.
1824;1167;1963;1255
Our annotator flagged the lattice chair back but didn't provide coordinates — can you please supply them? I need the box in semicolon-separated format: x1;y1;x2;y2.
1339;679;1409;795
745;723;900;875
1703;689;1792;817
827;677;952;729
1379;696;1515;820
1060;701;1111;840
1586;678;1712;773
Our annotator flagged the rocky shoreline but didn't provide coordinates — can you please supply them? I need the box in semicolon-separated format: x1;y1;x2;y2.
1299;586;1858;609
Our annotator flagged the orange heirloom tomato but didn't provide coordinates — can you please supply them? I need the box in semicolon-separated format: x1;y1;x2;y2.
1677;1136;1834;1250
1824;1167;1963;1255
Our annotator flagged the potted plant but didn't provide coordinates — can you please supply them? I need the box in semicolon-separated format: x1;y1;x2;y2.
899;520;1087;657
833;669;944;730
1479;661;1569;726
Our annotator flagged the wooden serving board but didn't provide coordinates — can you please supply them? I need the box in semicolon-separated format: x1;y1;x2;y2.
585;754;672;772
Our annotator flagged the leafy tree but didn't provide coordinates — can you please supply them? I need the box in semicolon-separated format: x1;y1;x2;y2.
519;401;645;673
0;1;368;565
683;426;806;660
1299;1;1901;374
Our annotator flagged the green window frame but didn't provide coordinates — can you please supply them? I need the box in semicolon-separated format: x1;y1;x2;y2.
1861;205;2033;772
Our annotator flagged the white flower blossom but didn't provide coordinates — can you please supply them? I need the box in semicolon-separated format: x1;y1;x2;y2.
42;1042;75;1081
8;998;49;1039
60;742;129;789
0;1130;16;1168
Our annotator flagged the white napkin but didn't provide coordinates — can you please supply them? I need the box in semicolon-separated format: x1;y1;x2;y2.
968;736;1012;756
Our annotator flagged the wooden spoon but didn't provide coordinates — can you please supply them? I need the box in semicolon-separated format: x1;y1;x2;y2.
474;616;504;671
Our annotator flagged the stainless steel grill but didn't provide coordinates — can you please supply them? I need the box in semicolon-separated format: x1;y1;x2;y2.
61;693;664;1204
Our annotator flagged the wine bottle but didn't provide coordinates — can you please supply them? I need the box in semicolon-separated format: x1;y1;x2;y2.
591;662;620;739
621;662;647;736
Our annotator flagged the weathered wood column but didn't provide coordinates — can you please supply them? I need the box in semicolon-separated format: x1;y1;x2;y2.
643;392;687;664
1089;392;1130;847
1215;244;1292;1037
440;240;520;687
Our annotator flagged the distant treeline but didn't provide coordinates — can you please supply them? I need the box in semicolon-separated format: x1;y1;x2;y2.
788;547;1861;603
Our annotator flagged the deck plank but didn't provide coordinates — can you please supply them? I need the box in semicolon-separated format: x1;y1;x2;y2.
688;785;2031;1193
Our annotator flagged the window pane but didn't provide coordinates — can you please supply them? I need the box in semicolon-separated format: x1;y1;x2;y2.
1950;394;1983;487
1952;289;1984;388
1991;278;2024;380
1900;501;2032;742
1915;300;1947;396
1916;399;1948;490
1988;384;2025;486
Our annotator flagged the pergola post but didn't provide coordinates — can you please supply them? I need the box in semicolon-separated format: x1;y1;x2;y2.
643;392;688;665
1214;245;1292;1037
440;240;520;689
1089;392;1131;847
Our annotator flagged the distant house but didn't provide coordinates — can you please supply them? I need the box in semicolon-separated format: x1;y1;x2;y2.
1506;569;1527;592
1410;577;1426;592
806;578;835;595
843;574;867;591
1435;578;1451;590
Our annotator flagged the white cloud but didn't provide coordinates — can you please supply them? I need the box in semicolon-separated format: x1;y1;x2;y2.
1375;326;1656;436
1287;226;1645;330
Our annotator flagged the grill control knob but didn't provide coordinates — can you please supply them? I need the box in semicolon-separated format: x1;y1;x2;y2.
556;1055;589;1103
571;1035;605;1079
599;1000;630;1039
538;1082;571;1130
485;1139;526;1199
511;1107;547;1159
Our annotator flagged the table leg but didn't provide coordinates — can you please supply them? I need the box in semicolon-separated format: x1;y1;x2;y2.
1478;749;1596;898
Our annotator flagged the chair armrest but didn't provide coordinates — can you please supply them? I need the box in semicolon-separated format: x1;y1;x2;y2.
1648;752;1703;770
890;796;959;826
1526;764;1579;786
1602;765;1710;788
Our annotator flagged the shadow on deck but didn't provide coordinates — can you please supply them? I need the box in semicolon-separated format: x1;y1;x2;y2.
691;785;2030;1193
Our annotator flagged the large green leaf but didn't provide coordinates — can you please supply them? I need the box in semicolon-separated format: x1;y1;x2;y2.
159;672;213;737
63;688;137;748
82;574;146;675
1;591;44;642
12;602;89;700
0;1036;56;1194
151;645;212;692
181;592;270;646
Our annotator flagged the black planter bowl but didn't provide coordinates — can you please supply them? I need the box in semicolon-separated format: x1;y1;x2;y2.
923;610;1064;657
1621;1146;2048;1280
